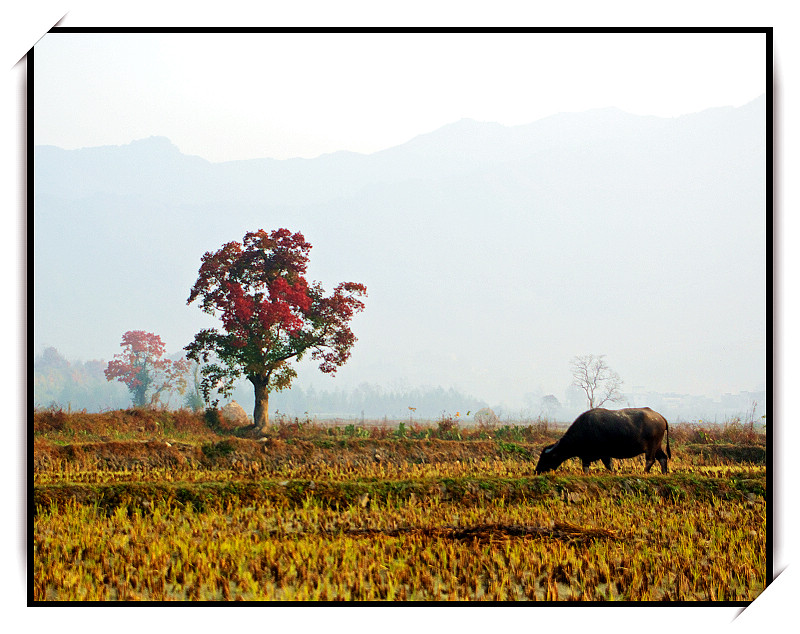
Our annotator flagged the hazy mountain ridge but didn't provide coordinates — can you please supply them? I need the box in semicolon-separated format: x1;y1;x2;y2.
35;96;765;207
33;97;767;414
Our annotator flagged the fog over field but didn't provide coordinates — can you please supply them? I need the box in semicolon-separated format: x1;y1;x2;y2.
33;97;767;419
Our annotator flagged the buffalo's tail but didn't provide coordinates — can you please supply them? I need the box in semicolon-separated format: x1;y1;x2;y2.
665;421;672;459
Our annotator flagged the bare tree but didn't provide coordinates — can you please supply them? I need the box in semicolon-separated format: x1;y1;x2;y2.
570;354;624;410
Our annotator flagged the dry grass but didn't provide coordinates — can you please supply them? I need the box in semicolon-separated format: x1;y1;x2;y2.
32;410;768;603
33;491;765;602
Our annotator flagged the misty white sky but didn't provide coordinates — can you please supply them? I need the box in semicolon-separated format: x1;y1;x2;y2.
32;30;768;403
34;31;766;161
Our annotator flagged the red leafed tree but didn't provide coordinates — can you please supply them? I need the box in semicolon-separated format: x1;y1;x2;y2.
185;228;367;433
104;330;190;408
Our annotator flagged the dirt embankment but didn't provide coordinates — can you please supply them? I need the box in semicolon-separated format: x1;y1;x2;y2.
33;436;534;473
33;409;766;472
33;432;766;475
33;435;767;514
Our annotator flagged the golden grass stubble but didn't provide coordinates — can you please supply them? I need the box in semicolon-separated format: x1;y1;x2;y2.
33;488;765;602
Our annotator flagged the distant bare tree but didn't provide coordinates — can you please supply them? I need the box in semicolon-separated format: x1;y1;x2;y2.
570;354;624;410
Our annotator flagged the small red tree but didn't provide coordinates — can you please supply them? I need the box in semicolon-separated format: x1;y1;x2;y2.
105;330;190;408
185;228;367;433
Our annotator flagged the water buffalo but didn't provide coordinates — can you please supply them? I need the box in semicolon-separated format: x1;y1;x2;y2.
535;407;671;474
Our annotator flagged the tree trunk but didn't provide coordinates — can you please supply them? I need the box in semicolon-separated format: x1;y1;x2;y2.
251;376;270;434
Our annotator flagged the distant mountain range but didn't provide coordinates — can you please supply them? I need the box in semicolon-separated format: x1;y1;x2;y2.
34;99;765;207
33;96;767;413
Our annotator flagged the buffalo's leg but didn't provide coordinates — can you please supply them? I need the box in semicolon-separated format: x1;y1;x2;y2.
655;448;669;474
581;458;592;473
644;453;656;473
601;456;613;471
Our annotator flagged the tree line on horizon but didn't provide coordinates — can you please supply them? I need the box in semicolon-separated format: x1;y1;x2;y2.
32;345;491;420
33;346;131;412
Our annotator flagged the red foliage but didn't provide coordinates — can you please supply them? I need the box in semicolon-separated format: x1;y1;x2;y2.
185;229;367;420
104;330;189;407
105;331;165;389
189;230;320;348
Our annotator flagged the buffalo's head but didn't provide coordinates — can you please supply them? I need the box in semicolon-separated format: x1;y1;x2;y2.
535;443;561;474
